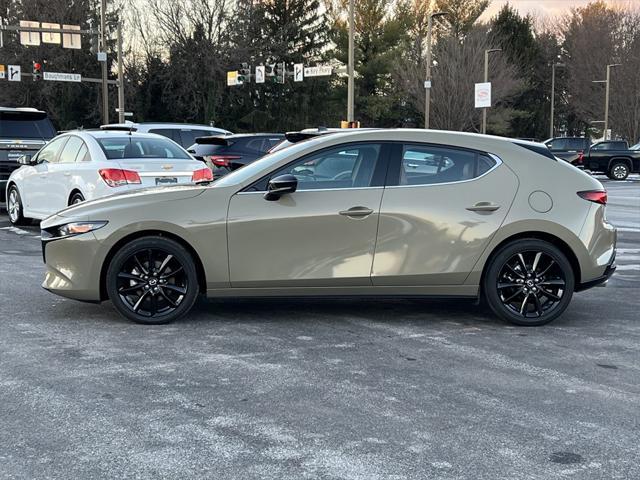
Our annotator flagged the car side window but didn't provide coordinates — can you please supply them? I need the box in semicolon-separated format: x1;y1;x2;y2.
35;137;68;164
75;143;90;162
149;128;180;144
58;136;84;164
250;143;383;191
395;145;491;186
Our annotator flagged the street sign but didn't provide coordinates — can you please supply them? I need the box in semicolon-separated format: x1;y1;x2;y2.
97;52;107;62
62;25;81;49
227;71;238;86
0;65;5;79
43;72;81;82
8;65;21;82
41;22;61;44
304;65;332;77
19;21;40;46
294;63;304;82
255;65;265;84
475;82;492;108
424;80;432;89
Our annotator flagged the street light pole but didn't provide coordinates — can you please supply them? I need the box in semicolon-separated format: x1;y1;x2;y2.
100;0;109;125
482;48;501;134
117;22;125;124
593;63;621;140
347;0;355;123
550;62;565;138
424;12;446;130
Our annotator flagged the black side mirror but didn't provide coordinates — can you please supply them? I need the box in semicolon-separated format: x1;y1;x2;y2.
264;174;298;201
17;154;34;165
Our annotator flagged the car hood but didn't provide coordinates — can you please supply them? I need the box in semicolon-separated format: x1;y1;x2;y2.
46;184;208;223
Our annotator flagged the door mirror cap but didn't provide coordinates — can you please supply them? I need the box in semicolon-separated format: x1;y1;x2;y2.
264;174;298;201
17;154;35;165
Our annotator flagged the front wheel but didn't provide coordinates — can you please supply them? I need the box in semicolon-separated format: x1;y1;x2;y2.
483;239;575;326
607;161;629;180
7;185;30;225
106;236;200;324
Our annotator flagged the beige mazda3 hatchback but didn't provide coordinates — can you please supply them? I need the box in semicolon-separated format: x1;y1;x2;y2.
40;129;616;326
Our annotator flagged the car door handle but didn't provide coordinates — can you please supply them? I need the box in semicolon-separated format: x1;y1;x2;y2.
339;206;374;218
466;202;500;212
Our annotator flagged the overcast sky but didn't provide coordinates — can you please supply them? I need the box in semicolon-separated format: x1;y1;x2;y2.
480;0;630;20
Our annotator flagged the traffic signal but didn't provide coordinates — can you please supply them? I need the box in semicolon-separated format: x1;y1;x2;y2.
32;61;42;81
275;62;285;84
265;64;276;81
237;62;251;84
90;34;99;55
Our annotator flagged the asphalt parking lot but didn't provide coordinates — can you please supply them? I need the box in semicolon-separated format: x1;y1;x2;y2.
0;176;638;479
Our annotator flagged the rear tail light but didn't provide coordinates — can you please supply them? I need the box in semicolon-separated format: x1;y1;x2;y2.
577;190;607;205
99;168;141;187
576;151;584;164
205;155;241;167
191;168;214;183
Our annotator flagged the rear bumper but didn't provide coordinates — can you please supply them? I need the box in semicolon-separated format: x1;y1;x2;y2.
576;252;616;292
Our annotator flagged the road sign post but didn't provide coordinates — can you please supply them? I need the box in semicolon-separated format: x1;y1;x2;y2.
8;65;21;81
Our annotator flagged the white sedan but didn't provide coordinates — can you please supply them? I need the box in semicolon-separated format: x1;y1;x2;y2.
6;130;212;225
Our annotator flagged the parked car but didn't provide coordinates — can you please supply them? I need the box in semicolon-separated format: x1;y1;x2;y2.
40;130;616;327
6;130;212;225
582;141;640;180
187;133;284;178
1;107;57;204
269;127;381;153
101;122;231;148
543;137;591;166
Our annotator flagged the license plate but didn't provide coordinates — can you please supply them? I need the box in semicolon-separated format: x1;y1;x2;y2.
156;177;178;186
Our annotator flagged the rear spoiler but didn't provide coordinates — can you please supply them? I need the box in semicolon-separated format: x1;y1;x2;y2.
194;135;231;145
100;125;138;132
284;131;321;143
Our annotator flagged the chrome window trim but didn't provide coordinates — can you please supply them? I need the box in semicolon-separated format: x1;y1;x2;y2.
386;152;504;190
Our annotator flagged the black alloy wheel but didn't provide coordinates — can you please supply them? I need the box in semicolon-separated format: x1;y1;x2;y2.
106;237;199;324
484;239;575;326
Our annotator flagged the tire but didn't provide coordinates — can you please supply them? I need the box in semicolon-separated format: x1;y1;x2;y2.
483;239;575;326
69;192;85;205
607;161;629;180
7;185;30;226
106;236;200;324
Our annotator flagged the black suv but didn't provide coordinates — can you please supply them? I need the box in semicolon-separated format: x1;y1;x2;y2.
1;107;56;203
187;133;284;178
544;137;591;166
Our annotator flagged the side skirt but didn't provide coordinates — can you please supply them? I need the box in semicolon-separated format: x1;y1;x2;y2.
206;285;479;298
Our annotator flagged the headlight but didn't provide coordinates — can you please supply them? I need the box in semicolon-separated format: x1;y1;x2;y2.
42;221;108;240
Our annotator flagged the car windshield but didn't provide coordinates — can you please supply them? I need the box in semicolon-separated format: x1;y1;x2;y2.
96;136;191;160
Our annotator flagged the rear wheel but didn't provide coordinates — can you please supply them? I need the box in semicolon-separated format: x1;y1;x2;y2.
69;192;85;205
607;161;629;180
106;236;200;324
7;185;29;226
483;239;574;326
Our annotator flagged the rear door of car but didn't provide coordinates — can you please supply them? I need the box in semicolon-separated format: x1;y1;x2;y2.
47;135;86;210
371;143;518;286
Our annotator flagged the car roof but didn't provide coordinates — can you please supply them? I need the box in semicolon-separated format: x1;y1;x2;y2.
101;122;229;130
0;106;47;114
64;130;181;141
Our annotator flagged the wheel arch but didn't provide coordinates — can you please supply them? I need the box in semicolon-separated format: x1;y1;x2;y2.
478;231;582;295
607;156;632;171
68;189;84;205
99;230;207;301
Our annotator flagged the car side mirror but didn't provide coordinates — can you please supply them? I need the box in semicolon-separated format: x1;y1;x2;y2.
264;174;298;201
17;154;34;165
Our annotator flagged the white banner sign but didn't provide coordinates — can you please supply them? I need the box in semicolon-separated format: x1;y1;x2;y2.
255;65;265;84
41;22;61;44
44;71;81;82
293;63;304;82
303;65;332;77
475;82;492;108
19;21;40;46
8;65;21;82
62;24;81;49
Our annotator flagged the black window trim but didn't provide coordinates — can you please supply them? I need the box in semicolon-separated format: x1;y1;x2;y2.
384;142;502;188
58;134;86;164
241;141;392;193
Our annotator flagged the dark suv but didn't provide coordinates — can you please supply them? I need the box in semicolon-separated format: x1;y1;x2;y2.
187;133;284;178
0;107;56;204
544;137;591;166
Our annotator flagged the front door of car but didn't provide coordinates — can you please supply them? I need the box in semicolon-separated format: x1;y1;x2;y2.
20;136;68;216
372;143;518;286
227;143;389;287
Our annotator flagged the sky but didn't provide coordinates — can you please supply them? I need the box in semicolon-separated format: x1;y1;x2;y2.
480;0;631;20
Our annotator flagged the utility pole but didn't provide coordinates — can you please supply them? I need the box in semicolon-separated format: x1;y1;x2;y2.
593;63;621;140
100;0;109;125
347;0;354;122
481;48;501;135
117;22;125;123
424;12;447;129
549;62;565;138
